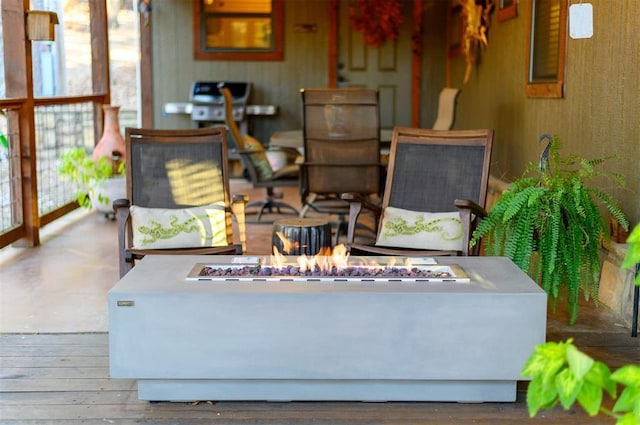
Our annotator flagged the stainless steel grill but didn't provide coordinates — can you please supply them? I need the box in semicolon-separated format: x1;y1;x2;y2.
163;81;277;137
190;81;251;124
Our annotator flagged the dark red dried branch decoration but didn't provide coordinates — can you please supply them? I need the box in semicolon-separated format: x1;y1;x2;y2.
349;0;403;47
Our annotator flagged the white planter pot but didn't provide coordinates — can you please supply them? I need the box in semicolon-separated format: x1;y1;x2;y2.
91;176;126;213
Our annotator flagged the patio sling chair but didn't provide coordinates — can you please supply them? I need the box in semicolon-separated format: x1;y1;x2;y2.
299;87;385;245
113;127;248;278
220;84;300;222
342;126;493;257
432;87;460;130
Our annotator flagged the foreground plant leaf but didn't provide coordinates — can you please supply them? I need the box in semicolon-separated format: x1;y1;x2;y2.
576;379;603;416
567;343;594;379
523;340;638;422
527;377;559;417
555;367;581;409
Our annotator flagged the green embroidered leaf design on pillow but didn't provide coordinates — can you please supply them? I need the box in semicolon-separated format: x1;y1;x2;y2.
130;203;229;249
137;213;209;244
382;215;462;241
375;207;463;251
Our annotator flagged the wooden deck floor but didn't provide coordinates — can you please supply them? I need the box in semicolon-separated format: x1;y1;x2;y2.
1;316;638;424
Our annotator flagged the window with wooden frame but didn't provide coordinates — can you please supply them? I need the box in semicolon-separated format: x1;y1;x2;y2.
525;0;567;98
193;0;284;61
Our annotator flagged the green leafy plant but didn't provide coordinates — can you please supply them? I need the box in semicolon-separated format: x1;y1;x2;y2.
522;339;640;424
622;223;640;285
57;147;125;209
471;134;628;324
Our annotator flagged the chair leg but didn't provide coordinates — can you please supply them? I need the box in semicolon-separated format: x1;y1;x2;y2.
247;188;298;222
299;193;317;218
335;216;348;246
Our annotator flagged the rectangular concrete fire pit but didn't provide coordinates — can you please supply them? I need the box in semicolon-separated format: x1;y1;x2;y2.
109;255;547;402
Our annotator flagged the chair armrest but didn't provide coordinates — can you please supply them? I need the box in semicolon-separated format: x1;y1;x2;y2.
272;163;299;180
236;150;300;181
454;199;487;218
266;146;301;158
237;147;298;160
341;193;382;246
342;192;382;216
231;194;249;255
113;198;133;278
231;194;249;254
232;194;249;204
454;199;487;256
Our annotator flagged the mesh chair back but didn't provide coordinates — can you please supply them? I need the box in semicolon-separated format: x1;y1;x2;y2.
383;127;493;212
125;128;231;211
300;88;381;195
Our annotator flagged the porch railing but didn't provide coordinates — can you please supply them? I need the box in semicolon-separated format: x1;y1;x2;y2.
1;101;137;248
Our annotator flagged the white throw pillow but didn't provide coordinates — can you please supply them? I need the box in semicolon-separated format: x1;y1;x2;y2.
130;202;229;249
375;207;463;251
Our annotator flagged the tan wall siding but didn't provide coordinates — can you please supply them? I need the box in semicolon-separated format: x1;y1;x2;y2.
149;0;448;142
449;0;639;224
150;0;331;143
420;1;449;126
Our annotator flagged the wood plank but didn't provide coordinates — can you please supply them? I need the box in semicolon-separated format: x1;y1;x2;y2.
546;331;640;369
3;420;585;425
578;346;640;370
0;345;108;357
0;421;157;425
0;390;141;405
0;378;135;392
1;367;109;379
0;333;108;345
552;332;640;348
0;400;615;424
0;356;109;368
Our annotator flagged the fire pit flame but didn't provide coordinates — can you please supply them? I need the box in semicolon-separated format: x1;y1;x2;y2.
274;231;299;255
189;239;470;283
271;242;421;275
273;243;352;273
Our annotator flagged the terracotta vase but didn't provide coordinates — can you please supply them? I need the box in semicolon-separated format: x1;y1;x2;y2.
93;105;126;172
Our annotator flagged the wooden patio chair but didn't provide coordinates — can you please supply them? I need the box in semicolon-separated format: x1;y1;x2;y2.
342;126;493;256
113;127;247;278
299;87;385;245
220;84;300;222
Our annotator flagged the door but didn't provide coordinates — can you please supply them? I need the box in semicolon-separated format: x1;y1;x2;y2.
337;0;413;129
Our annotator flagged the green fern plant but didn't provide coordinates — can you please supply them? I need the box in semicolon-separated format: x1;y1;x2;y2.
471;135;628;324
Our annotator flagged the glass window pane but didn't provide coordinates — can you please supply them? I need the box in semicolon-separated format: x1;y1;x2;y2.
205;16;272;49
530;0;561;83
204;0;271;14
31;0;92;97
107;0;140;129
195;0;283;60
